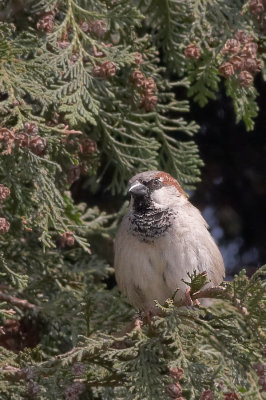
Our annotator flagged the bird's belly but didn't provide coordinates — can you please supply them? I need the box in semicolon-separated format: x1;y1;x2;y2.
115;234;191;311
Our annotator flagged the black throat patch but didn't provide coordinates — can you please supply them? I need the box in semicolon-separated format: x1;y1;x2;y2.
128;195;174;242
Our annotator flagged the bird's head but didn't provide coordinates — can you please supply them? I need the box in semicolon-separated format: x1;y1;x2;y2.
128;171;187;212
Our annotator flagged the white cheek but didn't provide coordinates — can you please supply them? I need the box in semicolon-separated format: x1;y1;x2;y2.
151;186;186;207
151;187;167;205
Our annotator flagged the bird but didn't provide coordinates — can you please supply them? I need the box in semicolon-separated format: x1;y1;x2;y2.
114;171;225;313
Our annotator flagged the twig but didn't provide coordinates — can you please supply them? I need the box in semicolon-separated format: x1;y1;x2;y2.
115;286;249;338
191;286;249;316
173;285;248;316
0;366;24;382
0;291;39;310
112;316;143;338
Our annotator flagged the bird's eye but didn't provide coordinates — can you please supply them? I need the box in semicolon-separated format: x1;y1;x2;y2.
146;178;162;190
153;178;161;186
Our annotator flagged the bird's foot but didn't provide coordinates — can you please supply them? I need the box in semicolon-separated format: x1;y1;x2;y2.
137;309;158;327
132;313;144;330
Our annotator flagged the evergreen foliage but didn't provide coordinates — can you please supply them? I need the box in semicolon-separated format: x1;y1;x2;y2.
0;1;265;399
136;0;263;131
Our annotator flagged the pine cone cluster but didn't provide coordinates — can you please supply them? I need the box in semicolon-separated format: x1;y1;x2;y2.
140;91;157;112
89;20;107;37
222;38;241;54
80;21;90;32
238;71;254;87
59;232;75;248
92;61;117;78
71;363;86;376
57;38;70;49
219;62;235;78
0;128;15;154
80;19;107;37
166;383;183;399
249;0;266;32
29;136;47;157
223;393;239;400
0;125;45;156
67;162;89;185
19;367;34;380
253;362;266;392
69;53;79;66
134;52;143;65
16;123;46;157
64;381;85;400
0;184;10;202
26;381;40;397
63;136;96;184
131;70;145;87
131;69;157;112
24;122;38;135
79;138;97;155
166;366;185;400
0;217;10;233
67;165;81;185
184;43;201;59
200;389;214;400
169;367;184;381
144;76;157;92
36;10;56;33
219;32;261;87
250;0;265;14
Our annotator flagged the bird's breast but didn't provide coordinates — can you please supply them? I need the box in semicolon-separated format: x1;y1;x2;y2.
128;208;175;242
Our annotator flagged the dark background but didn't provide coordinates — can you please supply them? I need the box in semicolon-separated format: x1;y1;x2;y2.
190;75;266;278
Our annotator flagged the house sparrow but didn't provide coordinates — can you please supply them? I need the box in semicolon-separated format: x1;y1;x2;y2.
114;171;225;312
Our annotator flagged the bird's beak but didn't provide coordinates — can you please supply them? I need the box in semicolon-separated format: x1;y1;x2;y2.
128;181;148;197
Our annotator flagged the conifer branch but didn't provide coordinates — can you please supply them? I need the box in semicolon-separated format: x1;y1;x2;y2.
0;291;37;310
0;2;265;398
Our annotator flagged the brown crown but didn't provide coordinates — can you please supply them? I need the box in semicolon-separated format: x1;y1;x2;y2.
155;172;186;196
